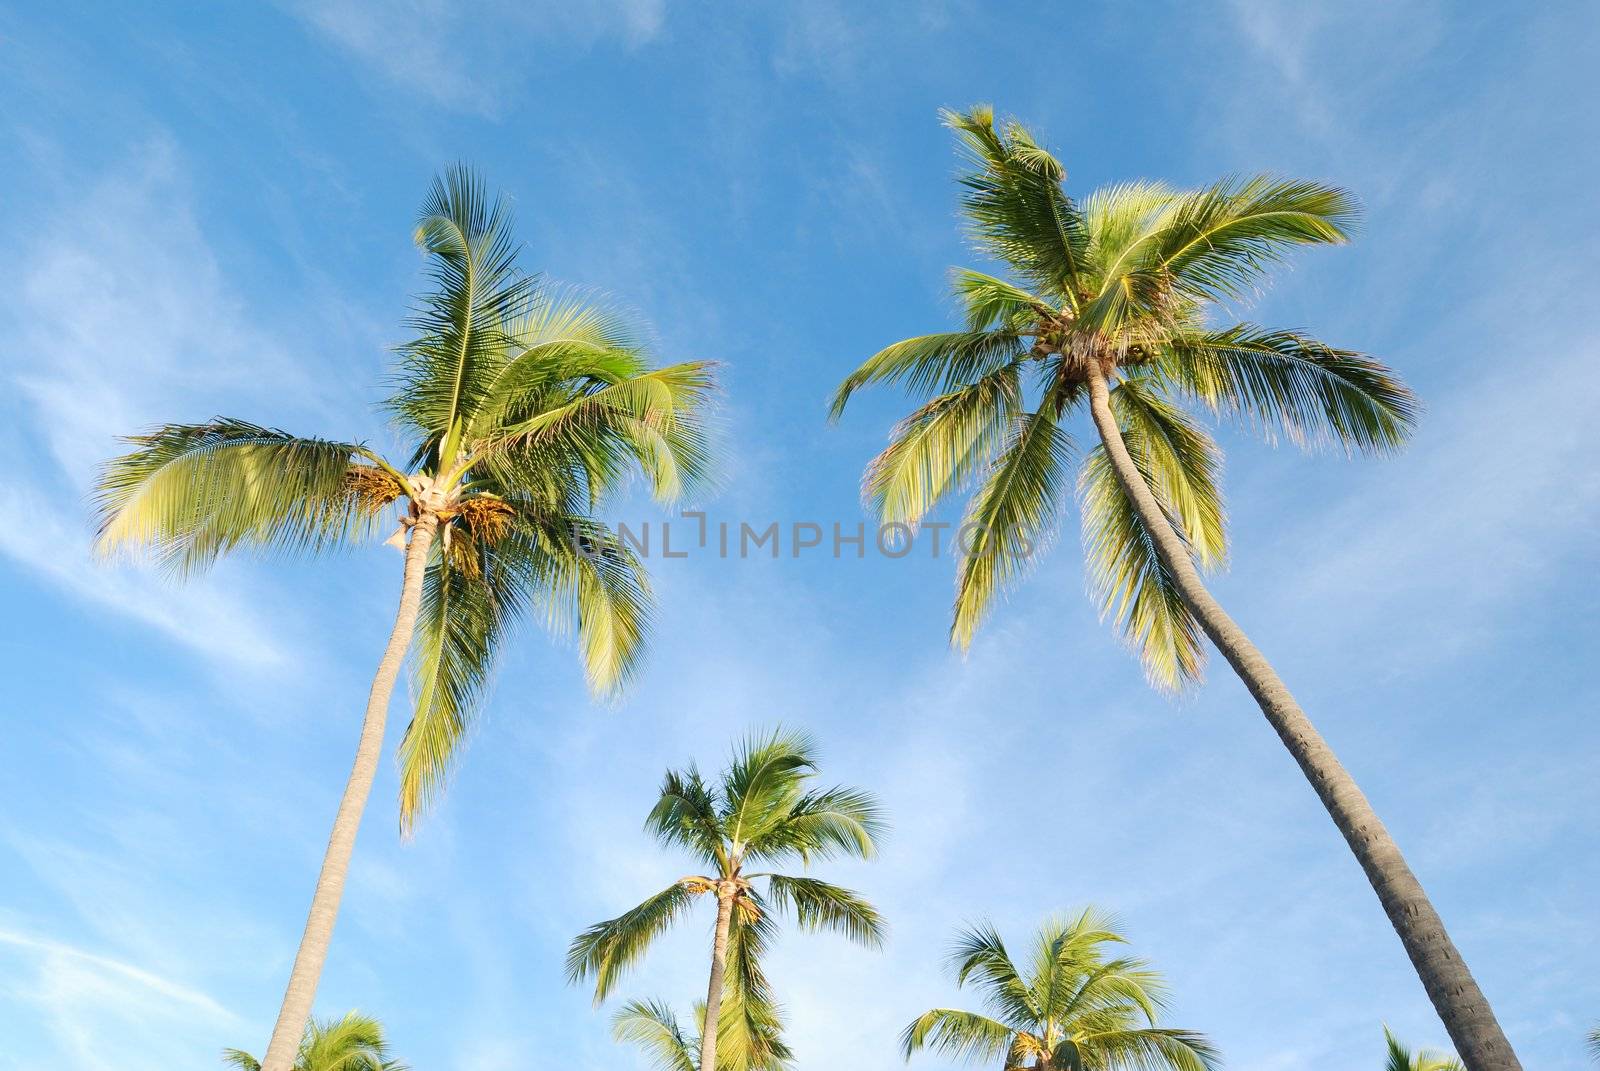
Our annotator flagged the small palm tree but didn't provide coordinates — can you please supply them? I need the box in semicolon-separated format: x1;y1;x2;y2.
568;729;885;1071
613;997;793;1071
1384;1026;1465;1071
97;166;714;1071
830;106;1518;1070
902;910;1217;1071
224;1012;406;1071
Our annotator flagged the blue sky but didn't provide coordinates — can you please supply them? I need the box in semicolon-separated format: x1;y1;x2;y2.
2;2;1597;1069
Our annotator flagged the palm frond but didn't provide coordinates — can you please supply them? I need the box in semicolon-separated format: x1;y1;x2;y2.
1151;176;1359;303
762;874;885;947
746;785;885;864
531;515;654;699
1108;377;1226;569
646;765;729;868
951;269;1050;332
900;1008;1017;1064
566;880;701;1003
612;999;699;1071
948;922;1039;1026
1063;1027;1219;1071
1162;324;1417;454
721;728;817;852
1382;1026;1464;1071
942;106;1089;300
221;1050;261;1071
950;407;1076;650
830;330;1026;419
1078;444;1205;690
863;360;1024;531
390;165;537;440
95;420;380;574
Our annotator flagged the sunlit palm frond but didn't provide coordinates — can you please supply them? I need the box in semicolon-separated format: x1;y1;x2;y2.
951;269;1051;332
1382;1027;1465;1071
1062;1027;1219;1071
224;1012;404;1071
647;766;728;867
951;407;1076;650
948;923;1039;1026
762;874;884;947
1150;176;1359;303
567;880;701;1003
1162;324;1417;454
391;164;537;441
613;1000;700;1071
1108;377;1226;568
942;106;1089;300
1078;444;1205;690
527;515;653;699
222;1050;261;1071
720;728;817;850
830;330;1027;419
900;1008;1017;1064
863;360;1024;530
747;785;885;863
95;420;381;574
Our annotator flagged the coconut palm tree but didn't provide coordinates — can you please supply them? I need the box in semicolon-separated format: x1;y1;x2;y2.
224;1011;406;1071
568;729;884;1071
902;910;1217;1071
830;106;1518;1070
96;166;715;1071
613;997;793;1071
1384;1026;1465;1071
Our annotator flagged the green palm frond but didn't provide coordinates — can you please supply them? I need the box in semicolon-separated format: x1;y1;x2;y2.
1108;377;1226;568
1062;1027;1218;1071
567;880;702;1003
1382;1027;1465;1071
952;269;1050;332
951;407;1076;650
612;1000;700;1071
942;105;1089;301
534;515;653;699
830;330;1026;419
748;785;885;863
761;874;885;946
1078;443;1205;690
95;421;381;574
1151;176;1358;303
863;360;1024;531
225;1012;405;1071
900;1009;1017;1064
720;728;817;849
948;923;1040;1026
647;765;729;868
391;164;537;443
1162;325;1417;454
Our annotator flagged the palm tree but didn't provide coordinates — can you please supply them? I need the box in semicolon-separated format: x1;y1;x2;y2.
830;106;1518;1070
224;1011;406;1071
1384;1026;1465;1071
1588;1024;1599;1063
568;729;885;1071
902;910;1217;1071
613;997;793;1071
96;166;715;1071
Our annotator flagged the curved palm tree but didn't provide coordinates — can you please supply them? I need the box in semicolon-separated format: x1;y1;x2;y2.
830;106;1517;1069
97;166;715;1071
224;1011;406;1071
613;997;793;1071
568;729;885;1071
902;910;1217;1071
1384;1026;1465;1071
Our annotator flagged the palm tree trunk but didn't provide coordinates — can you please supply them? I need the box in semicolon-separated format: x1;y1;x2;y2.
259;514;439;1071
698;886;737;1071
1084;368;1520;1071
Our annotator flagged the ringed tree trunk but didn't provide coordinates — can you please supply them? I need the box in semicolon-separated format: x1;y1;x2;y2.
698;884;738;1071
1083;368;1521;1071
259;514;439;1071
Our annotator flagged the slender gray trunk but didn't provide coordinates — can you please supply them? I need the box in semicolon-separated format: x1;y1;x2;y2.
259;515;439;1071
1084;368;1520;1071
699;886;737;1071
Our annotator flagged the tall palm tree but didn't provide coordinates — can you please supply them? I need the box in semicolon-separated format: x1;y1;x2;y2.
902;910;1217;1071
224;1011;407;1071
568;729;885;1071
1384;1026;1465;1071
96;166;715;1071
830;106;1518;1070
613;997;793;1071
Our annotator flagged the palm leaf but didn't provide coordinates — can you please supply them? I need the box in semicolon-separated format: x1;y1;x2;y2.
612;999;699;1071
900;1008;1017;1064
566;880;701;1003
830;329;1026;419
1108;377;1226;568
761;874;885;947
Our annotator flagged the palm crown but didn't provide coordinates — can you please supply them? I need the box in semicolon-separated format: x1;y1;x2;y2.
96;165;714;828
224;1012;406;1071
1383;1027;1465;1071
568;729;885;1071
831;106;1417;688
902;911;1217;1071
